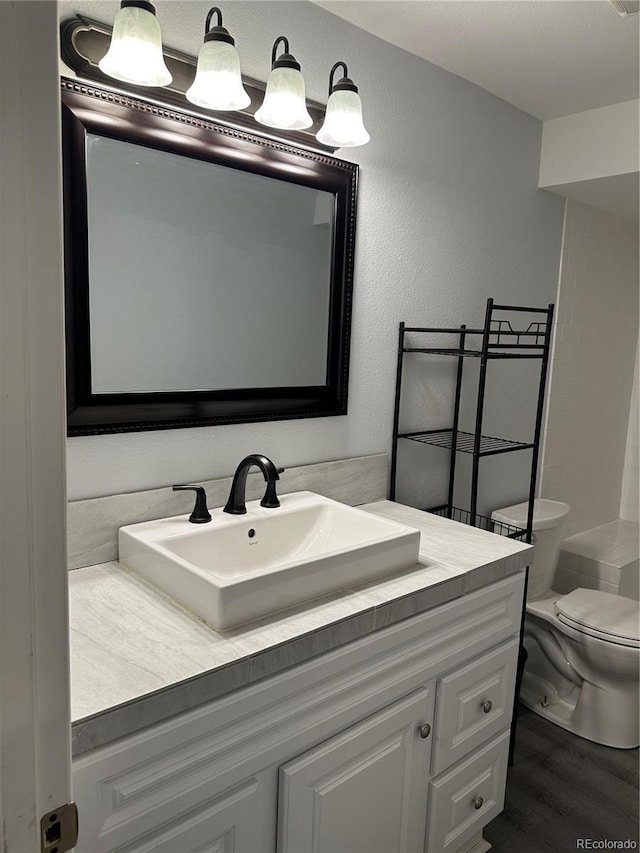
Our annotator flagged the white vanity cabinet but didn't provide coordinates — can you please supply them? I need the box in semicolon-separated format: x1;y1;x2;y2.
72;573;524;853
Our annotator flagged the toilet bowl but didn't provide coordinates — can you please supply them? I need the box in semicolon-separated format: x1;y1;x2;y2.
492;500;640;749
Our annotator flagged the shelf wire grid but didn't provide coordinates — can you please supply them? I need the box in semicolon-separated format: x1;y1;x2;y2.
398;428;534;456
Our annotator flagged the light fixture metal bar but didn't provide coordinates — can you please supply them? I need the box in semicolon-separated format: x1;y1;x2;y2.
60;15;333;152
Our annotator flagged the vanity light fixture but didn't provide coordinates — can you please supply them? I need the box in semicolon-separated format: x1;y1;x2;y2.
316;62;370;148
92;6;371;147
185;7;250;111
98;0;172;87
255;36;312;130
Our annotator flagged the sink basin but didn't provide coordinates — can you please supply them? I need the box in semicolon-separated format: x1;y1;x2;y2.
118;491;420;629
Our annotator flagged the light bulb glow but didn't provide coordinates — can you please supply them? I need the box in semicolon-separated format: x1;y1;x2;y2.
186;40;250;110
255;66;312;130
99;5;172;87
316;89;370;148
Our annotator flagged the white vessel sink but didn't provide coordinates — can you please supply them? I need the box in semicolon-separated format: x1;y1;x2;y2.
118;491;420;630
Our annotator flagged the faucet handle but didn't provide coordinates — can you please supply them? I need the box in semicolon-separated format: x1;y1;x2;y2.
172;484;212;524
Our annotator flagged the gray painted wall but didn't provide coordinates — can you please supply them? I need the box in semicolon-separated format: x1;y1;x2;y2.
59;0;565;504
540;200;638;536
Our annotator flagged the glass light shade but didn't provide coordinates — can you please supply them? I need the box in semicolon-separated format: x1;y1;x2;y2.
316;89;370;148
186;40;250;111
98;5;172;87
255;66;312;130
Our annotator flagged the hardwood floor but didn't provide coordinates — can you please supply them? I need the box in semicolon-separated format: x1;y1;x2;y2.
485;706;639;853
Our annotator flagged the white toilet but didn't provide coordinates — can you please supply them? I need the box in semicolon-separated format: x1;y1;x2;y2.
492;499;640;749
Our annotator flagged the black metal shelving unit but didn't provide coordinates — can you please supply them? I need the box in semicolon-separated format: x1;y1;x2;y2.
390;298;554;544
390;297;555;765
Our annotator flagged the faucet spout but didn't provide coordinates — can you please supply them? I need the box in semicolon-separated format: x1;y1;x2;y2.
223;454;281;515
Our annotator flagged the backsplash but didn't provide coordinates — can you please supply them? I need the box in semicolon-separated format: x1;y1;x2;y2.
553;519;639;600
67;454;387;570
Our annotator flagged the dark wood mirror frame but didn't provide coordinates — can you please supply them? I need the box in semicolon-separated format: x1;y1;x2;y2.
61;78;358;436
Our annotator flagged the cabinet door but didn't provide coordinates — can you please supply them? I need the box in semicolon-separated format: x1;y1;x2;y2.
74;770;269;853
113;778;264;853
278;686;435;853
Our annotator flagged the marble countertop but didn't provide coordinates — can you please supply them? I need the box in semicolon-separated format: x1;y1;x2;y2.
69;501;532;755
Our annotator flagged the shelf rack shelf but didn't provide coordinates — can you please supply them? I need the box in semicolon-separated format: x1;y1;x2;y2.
398;429;535;457
390;298;555;768
390;298;555;543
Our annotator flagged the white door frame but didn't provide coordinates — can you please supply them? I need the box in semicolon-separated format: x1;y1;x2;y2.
0;2;71;850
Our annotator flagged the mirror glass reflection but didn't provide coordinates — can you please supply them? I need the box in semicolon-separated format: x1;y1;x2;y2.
86;133;333;393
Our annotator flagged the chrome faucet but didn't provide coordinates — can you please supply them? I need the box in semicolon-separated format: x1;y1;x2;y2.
223;454;282;515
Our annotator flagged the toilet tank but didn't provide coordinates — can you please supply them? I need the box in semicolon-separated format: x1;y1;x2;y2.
491;499;570;599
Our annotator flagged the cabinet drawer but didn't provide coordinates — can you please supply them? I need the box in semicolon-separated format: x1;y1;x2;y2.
426;729;509;853
431;638;518;775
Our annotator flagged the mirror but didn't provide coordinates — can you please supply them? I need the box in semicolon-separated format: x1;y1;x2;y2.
61;79;358;435
86;133;333;393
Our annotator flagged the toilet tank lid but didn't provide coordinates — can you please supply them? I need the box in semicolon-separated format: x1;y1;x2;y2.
556;589;640;642
491;499;570;531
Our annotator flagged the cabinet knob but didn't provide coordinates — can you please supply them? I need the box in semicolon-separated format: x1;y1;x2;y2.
418;723;431;739
480;699;493;714
472;796;484;810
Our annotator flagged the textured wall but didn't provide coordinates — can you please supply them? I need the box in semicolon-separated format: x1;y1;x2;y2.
59;0;565;501
540;200;639;537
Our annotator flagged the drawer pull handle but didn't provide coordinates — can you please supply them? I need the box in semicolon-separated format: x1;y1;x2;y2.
480;699;493;714
418;723;431;739
472;796;484;810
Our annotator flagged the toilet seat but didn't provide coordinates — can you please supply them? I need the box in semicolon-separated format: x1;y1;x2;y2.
555;589;640;649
